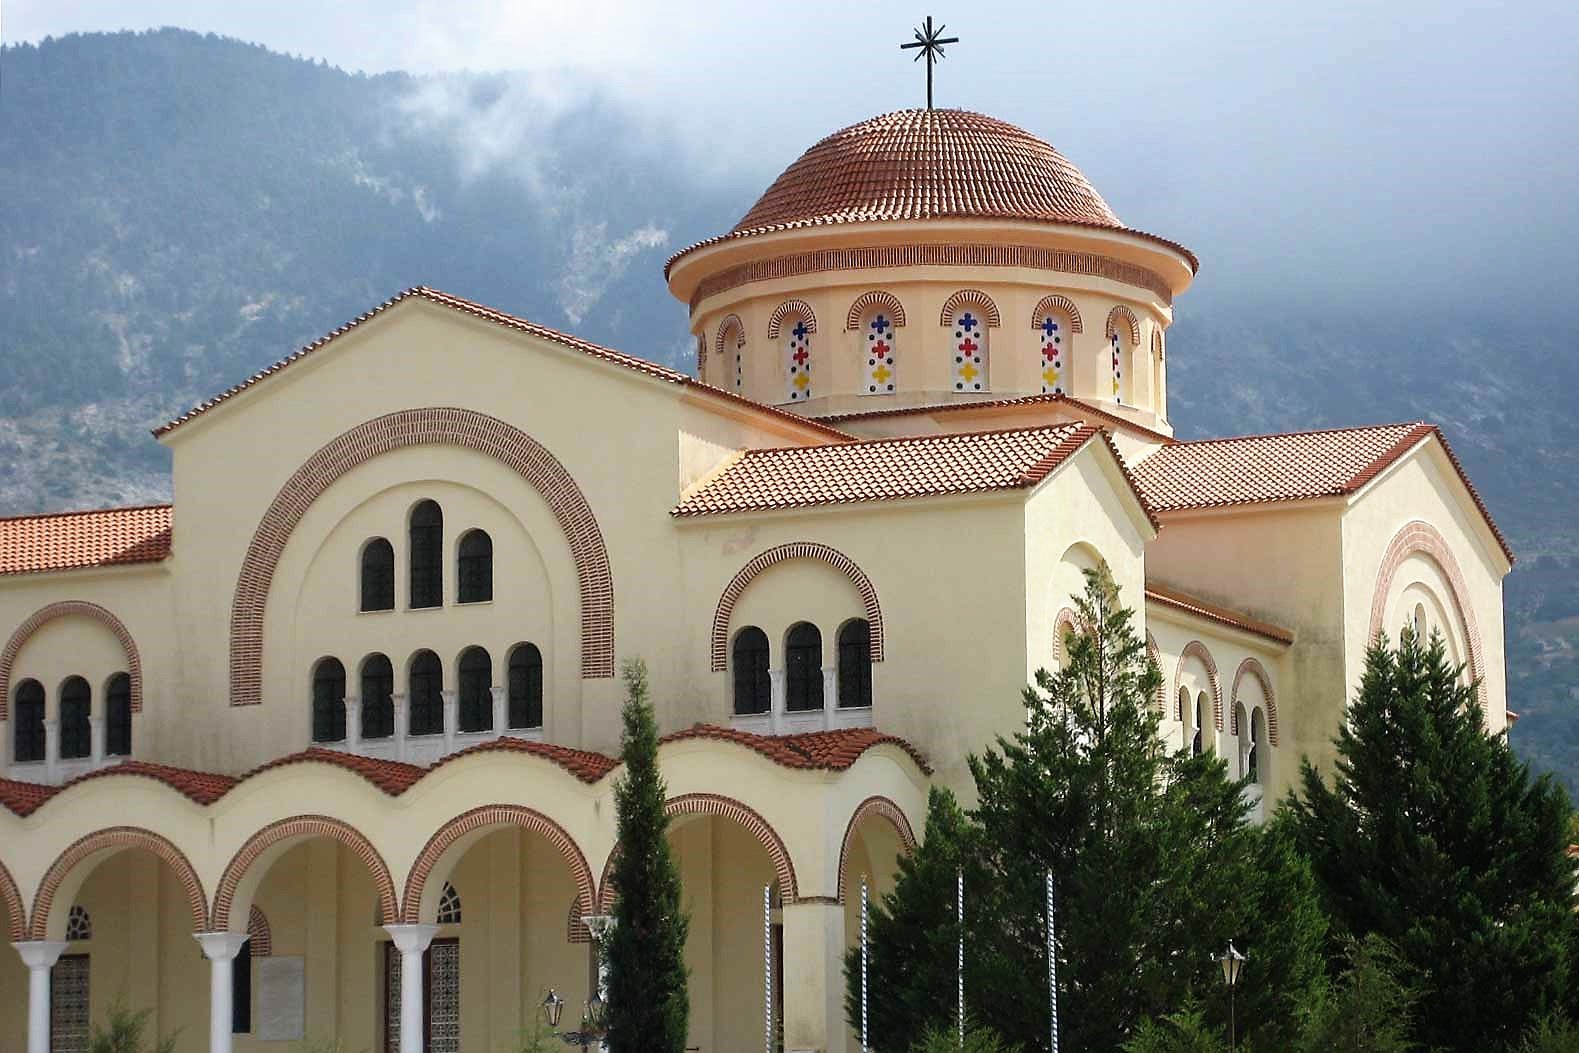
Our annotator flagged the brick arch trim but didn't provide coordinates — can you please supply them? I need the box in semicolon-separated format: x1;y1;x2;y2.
710;542;884;672
1145;631;1167;714
1031;294;1084;334
1173;640;1223;731
1106;304;1141;345
767;300;818;339
402;804;595;924
247;906;272;956
0;858;22;942
1053;607;1078;667
836;796;918;903
213;815;398;930
229;407;614;705
845;291;908;330
31;827;206;940
599;793;799;908
939;289;1002;328
1367;519;1487;708
1;601;142;721
1230;657;1280;746
714;314;746;356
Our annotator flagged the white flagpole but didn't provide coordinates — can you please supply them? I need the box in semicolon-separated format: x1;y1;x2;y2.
861;875;870;1053
764;884;773;1053
957;867;965;1050
1048;870;1059;1053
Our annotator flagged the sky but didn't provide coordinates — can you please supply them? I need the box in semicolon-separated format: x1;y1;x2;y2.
7;0;1579;314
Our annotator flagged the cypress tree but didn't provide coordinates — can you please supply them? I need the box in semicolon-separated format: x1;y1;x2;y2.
1289;628;1577;1051
603;659;689;1052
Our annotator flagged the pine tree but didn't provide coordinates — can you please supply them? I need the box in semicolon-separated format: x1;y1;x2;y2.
603;659;689;1053
1289;629;1577;1051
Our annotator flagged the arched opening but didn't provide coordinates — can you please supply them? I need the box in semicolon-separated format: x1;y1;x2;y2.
13;678;45;763
1250;708;1268;786
409;500;444;609
837;619;873;709
732;627;771;716
507;643;544;730
1193;692;1209;756
782;312;814;404
949;307;989;392
1234;702;1251;778
360;537;395;612
59;675;92;760
436;882;462;924
456;529;493;604
311;657;347;744
1039;312;1071;395
860;309;898;396
784;623;824;712
408;650;443;737
360;653;395;740
1412;602;1428;640
105;672;132;756
457;646;493;733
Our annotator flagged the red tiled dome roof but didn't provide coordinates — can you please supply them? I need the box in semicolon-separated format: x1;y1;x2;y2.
733;109;1122;234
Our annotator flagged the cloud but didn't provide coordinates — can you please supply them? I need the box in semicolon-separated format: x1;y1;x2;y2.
556;223;670;325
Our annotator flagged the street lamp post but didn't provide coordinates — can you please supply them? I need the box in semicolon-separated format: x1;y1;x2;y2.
1216;941;1247;1051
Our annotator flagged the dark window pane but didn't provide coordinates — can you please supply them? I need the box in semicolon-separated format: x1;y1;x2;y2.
785;623;824;712
13;680;45;762
837;620;873;708
507;644;543;729
409;501;443;609
409;651;443;735
732;628;771;715
105;674;132;756
59;676;92;759
312;659;347;743
457;530;493;604
458;647;492;732
232;942;252;1033
361;538;395;612
361;655;395;739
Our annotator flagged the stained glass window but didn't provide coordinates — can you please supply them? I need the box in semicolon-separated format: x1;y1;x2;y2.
785;623;824;712
1039;313;1069;395
457;647;492;733
408;650;443;736
13;679;45;763
311;658;347;743
507;644;543;729
732;627;771;716
360;654;395;739
783;317;813;403
409;501;443;609
59;677;91;760
361;538;395;612
105;673;131;756
861;312;897;396
950;310;988;392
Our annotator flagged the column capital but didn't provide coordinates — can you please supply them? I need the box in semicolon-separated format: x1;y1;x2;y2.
383;922;439;956
12;941;67;969
194;931;250;962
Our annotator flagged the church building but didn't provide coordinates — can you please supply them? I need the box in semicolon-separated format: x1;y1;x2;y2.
0;107;1512;1053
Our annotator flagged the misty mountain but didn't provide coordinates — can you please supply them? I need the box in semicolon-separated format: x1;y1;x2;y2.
1;29;1574;785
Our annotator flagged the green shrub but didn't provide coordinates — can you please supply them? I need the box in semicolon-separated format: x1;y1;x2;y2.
88;1002;177;1053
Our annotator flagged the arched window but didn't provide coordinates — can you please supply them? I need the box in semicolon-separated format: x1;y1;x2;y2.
1412;602;1428;640
1109;331;1124;404
732;627;771;716
1234;702;1251;778
360;654;395;740
785;623;824;712
360;538;395;612
408;650;444;736
861;312;897;396
12;679;44;762
105;673;132;757
718;315;745;392
1192;692;1208;757
507;643;544;729
1039;313;1070;395
457;646;493;733
409;501;443;609
59;676;91;760
950;308;989;392
1249;708;1267;785
437;883;462;925
1176;685;1190;724
784;315;813;403
457;530;493;604
1150;329;1165;412
311;658;347;743
837;619;873;709
66;905;92;942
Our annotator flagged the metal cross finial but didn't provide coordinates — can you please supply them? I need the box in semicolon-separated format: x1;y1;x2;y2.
900;15;959;110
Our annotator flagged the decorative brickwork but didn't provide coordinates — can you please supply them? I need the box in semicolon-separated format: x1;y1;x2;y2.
0;858;22;942
714;315;745;357
31;827;206;940
213;815;398;930
836;796;918;903
845;292;907;331
1367;520;1489;709
1031;294;1084;334
710;543;884;672
1053;607;1078;667
1230;657;1280;746
247;906;272;956
767;300;818;339
228;407;614;706
1145;631;1167;713
402;805;595;924
689;244;1173;306
566;898;591;944
1;601;142;722
1173;641;1223;732
938;290;1001;328
1105;304;1141;345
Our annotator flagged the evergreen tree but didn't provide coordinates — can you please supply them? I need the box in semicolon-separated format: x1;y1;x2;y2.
1289;629;1577;1051
1293;935;1416;1053
603;659;689;1053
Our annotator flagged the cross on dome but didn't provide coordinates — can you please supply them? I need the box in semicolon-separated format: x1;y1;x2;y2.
899;15;960;110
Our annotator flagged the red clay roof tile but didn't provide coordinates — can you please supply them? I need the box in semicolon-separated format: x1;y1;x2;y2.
0;777;58;817
57;760;237;804
429;736;620;784
241;748;428;795
820;392;1178;446
1144;583;1295;646
663;724;932;774
0;504;172;577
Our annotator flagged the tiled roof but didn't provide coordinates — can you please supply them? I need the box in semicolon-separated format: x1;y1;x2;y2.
820;391;1178;445
663;724;932;774
1129;422;1513;563
58;760;237;804
0;777;58;817
242;748;427;796
1144;583;1295;646
430;736;620;784
0;504;172;577
673;423;1101;517
667;109;1197;274
153;287;851;443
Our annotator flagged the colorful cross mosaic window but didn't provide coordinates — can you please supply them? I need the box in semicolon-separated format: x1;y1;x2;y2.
784;318;812;403
1040;313;1067;395
1110;331;1124;404
861;313;897;396
950;310;988;392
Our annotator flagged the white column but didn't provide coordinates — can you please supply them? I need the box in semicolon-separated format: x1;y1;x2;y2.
392;694;409;761
89;716;106;766
14;941;67;1053
769;669;786;735
821;666;838;729
441;689;458;753
194;932;249;1053
344;696;362;752
781;901;846;1053
490;686;507;739
384;923;438;1053
43;718;59;783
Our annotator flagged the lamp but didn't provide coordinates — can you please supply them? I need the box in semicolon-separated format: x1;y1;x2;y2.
541;989;564;1029
1216;942;1247;1050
